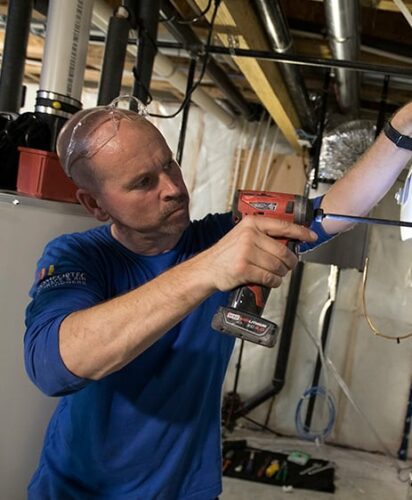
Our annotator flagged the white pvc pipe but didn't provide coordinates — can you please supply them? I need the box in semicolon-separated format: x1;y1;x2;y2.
40;0;94;99
92;0;239;129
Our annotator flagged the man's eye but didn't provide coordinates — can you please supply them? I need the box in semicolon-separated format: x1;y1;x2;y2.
135;177;151;189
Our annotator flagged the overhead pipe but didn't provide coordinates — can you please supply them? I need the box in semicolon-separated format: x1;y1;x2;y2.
324;0;361;114
35;0;94;150
160;0;257;121
156;42;412;79
253;0;316;134
131;0;161;106
176;57;197;165
97;6;131;105
92;0;239;129
0;0;33;112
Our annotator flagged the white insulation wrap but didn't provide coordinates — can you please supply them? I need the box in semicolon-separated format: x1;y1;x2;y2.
40;0;94;98
318;120;376;180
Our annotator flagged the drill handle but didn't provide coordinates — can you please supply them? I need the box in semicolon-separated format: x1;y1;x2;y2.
229;284;271;316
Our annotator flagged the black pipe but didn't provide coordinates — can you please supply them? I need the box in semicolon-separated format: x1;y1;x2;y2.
176;57;197;165
374;74;390;139
303;268;340;432
397;381;412;460
232;261;305;420
97;7;131;106
0;0;33;112
33;0;48;16
98;7;131;106
311;69;331;190
132;0;161;106
155;42;412;78
160;0;257;120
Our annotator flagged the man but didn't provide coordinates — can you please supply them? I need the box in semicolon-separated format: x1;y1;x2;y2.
25;101;412;499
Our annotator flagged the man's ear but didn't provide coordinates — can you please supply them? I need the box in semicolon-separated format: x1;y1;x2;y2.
76;189;110;222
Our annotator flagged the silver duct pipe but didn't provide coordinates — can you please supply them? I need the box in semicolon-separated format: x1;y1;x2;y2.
253;0;316;134
324;0;360;114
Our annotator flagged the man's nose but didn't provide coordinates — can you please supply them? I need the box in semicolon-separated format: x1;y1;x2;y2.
160;173;183;198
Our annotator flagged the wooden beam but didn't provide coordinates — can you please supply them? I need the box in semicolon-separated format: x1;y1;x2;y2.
194;0;302;151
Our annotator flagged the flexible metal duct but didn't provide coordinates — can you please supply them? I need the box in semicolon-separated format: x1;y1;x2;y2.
253;0;316;134
318;119;375;180
324;0;360;114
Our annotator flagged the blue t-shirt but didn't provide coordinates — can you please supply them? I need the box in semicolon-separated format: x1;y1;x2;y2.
24;201;331;499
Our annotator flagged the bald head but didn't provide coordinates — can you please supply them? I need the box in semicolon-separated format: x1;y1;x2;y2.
57;106;157;189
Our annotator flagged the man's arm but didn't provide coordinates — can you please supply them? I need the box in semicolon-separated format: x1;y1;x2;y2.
59;216;317;381
320;102;412;235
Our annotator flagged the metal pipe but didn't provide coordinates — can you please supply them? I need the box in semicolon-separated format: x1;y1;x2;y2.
0;0;33;112
176;57;197;165
155;42;412;78
253;0;315;133
324;0;360;114
97;6;131;106
160;0;256;120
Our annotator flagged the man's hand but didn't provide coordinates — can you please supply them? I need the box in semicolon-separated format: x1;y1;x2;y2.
200;215;318;292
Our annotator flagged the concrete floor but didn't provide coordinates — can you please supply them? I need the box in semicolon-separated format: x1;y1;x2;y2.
220;430;412;500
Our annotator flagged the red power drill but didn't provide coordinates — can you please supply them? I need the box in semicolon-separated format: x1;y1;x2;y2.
212;190;313;347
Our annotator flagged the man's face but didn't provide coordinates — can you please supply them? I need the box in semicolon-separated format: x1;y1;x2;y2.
89;119;190;243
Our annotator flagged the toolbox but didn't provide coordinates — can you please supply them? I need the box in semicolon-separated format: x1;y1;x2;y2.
17;147;78;203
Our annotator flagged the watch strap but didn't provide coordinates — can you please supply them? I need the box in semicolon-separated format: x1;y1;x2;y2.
384;121;412;151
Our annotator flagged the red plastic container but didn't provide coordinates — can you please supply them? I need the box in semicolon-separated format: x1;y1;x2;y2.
17;147;78;203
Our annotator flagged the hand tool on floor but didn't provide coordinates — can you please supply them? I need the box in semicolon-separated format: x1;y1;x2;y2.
212;189;412;348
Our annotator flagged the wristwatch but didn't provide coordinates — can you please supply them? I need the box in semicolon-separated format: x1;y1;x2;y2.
383;121;412;151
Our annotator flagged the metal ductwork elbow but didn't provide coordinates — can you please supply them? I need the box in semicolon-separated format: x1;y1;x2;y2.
324;0;361;115
253;0;316;135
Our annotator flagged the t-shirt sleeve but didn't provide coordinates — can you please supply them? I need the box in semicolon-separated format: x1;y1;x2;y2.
24;235;106;397
298;195;338;253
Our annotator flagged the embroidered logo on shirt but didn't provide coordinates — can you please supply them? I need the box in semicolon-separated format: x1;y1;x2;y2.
37;271;87;291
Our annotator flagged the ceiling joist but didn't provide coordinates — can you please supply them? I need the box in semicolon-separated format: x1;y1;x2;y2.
193;0;303;151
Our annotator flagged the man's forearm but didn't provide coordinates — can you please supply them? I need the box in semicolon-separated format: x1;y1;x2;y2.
59;251;215;380
58;215;317;381
321;102;412;235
